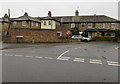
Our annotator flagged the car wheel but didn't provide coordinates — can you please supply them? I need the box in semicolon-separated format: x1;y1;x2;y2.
84;39;87;42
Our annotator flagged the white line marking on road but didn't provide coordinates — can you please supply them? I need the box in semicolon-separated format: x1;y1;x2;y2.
5;54;13;56
57;50;69;59
25;56;33;58
35;56;42;59
90;59;102;64
45;57;53;59
14;55;23;57
74;47;81;50
107;61;120;66
57;56;70;61
73;58;84;62
0;50;7;51
0;54;2;55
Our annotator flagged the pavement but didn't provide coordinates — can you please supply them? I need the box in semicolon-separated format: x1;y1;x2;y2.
1;41;119;82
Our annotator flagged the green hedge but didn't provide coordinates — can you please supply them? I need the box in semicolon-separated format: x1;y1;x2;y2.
95;37;118;42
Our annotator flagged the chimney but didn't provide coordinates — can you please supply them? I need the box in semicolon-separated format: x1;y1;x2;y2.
75;10;79;16
4;13;9;18
24;12;28;16
8;9;10;18
48;11;52;17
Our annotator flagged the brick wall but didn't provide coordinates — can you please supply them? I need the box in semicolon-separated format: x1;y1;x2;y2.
7;28;67;43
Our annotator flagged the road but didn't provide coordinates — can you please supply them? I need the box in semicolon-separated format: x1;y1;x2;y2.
1;42;119;82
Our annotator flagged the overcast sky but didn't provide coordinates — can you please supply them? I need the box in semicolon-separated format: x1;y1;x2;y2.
0;2;119;19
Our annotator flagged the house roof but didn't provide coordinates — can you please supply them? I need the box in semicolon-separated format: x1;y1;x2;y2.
52;15;120;23
39;17;61;23
11;12;41;23
0;13;10;23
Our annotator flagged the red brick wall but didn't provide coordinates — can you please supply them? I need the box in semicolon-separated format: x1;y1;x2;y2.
8;29;67;43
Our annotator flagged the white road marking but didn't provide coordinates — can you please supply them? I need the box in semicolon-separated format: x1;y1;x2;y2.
45;57;53;59
57;50;69;59
35;56;42;59
14;55;23;57
115;47;119;50
73;58;84;62
25;56;33;58
5;54;13;56
74;47;81;50
0;54;2;55
107;61;120;66
90;59;102;64
57;57;70;60
0;50;7;51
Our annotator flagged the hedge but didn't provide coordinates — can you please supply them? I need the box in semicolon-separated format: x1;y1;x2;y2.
95;37;118;42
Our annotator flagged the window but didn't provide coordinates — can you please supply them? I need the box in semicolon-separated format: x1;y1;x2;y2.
48;21;51;25
81;23;85;28
88;23;92;28
57;32;62;37
44;21;46;25
31;22;34;26
36;23;39;26
5;32;9;36
13;21;17;26
22;21;27;26
111;33;115;37
101;23;106;28
111;23;116;28
71;23;75;28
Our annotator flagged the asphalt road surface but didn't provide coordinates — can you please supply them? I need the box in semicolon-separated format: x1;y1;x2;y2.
1;42;119;82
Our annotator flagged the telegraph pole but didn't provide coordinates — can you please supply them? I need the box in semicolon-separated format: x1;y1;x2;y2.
8;9;11;36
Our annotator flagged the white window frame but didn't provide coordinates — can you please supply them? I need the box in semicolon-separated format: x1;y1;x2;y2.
44;21;46;25
81;23;85;28
13;21;17;26
101;23;106;28
48;21;51;25
111;23;116;28
57;32;62;37
88;23;93;28
36;23;39;26
71;23;75;28
22;21;27;26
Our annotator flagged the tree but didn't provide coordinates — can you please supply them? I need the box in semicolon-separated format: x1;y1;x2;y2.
71;28;79;35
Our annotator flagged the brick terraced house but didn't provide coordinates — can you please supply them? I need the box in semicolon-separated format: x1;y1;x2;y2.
53;10;120;39
0;10;120;43
1;11;67;43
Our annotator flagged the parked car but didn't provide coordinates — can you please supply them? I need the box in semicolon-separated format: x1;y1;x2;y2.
80;36;91;42
71;35;82;39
